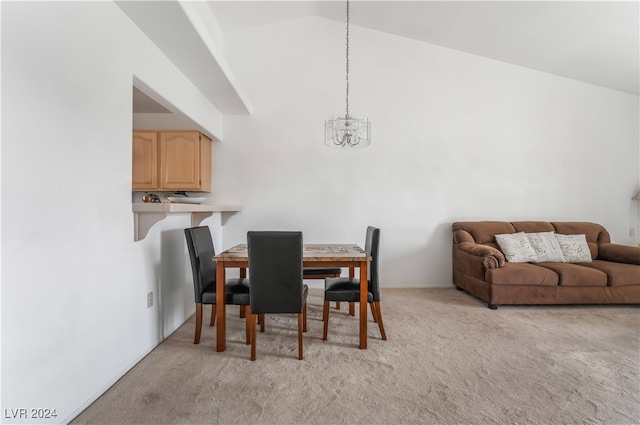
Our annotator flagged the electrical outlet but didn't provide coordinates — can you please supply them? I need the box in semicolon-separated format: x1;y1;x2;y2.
147;292;153;308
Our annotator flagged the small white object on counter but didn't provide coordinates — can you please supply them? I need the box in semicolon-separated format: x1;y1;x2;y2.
167;196;207;204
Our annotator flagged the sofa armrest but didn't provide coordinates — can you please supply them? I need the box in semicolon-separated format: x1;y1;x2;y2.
458;242;506;269
598;243;640;265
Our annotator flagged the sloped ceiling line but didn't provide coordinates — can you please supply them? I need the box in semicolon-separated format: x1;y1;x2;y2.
208;1;640;96
117;0;252;115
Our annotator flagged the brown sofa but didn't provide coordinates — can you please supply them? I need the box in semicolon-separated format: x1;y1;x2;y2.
452;221;640;309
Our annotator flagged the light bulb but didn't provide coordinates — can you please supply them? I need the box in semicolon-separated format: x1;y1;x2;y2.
341;132;352;146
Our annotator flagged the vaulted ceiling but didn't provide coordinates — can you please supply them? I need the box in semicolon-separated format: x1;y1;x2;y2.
209;1;639;96
125;1;639;116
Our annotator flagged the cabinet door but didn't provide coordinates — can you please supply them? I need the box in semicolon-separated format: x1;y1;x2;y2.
199;133;212;192
160;131;202;190
132;131;159;190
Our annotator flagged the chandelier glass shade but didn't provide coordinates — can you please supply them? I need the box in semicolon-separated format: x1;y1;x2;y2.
324;0;371;148
324;116;371;148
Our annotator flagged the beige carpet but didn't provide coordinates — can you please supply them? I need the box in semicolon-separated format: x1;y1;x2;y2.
72;288;640;424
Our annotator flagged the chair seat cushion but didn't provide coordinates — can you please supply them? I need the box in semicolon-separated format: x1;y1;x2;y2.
324;277;373;303
201;278;250;305
303;267;342;276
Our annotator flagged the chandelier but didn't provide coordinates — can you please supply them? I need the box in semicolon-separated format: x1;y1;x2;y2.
324;0;371;148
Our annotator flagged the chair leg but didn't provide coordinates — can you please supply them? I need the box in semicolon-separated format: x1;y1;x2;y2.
298;312;304;360
250;312;257;361
303;301;308;332
369;302;378;323
240;305;246;318
194;303;203;344
322;300;330;341
245;305;252;345
335;301;341;310
374;301;387;340
349;302;355;316
210;304;217;326
259;314;265;332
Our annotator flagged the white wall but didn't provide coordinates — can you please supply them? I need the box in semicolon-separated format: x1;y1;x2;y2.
1;4;638;425
216;17;639;287
1;2;224;423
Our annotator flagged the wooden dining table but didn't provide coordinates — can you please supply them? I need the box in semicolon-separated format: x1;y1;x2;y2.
213;244;372;352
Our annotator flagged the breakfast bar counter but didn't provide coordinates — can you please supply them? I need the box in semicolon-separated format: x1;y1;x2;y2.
132;202;241;241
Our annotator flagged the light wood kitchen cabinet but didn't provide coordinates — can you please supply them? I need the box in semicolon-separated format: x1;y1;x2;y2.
132;131;159;190
132;130;212;192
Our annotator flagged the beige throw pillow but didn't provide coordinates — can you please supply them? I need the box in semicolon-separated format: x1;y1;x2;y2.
555;233;592;263
495;233;538;263
526;232;565;262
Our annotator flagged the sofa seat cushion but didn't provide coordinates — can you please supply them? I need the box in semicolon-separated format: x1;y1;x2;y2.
535;263;607;287
486;263;559;286
580;260;640;287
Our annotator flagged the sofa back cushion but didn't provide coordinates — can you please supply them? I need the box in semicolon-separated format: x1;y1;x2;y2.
452;221;516;245
512;221;556;233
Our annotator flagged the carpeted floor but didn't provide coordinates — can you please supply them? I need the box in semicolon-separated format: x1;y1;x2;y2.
72;288;640;424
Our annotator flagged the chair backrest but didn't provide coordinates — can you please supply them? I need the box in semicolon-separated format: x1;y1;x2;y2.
184;226;217;303
247;231;304;314
365;226;381;301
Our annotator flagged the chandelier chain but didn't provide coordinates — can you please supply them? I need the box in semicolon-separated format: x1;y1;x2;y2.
345;0;350;119
323;0;370;148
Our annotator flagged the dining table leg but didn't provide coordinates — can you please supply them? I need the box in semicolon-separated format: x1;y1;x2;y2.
359;260;368;349
216;261;226;352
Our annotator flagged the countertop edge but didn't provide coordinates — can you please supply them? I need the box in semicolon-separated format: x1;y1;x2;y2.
132;202;242;213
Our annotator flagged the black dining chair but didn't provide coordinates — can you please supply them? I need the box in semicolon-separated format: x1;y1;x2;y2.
185;226;252;345
247;231;308;361
303;267;343;310
322;226;387;341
